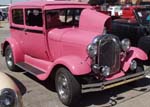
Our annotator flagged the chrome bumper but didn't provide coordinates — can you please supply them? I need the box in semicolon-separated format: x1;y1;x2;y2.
82;70;150;93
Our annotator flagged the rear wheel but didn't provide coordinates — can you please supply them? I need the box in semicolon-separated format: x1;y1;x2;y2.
55;67;81;106
5;45;18;71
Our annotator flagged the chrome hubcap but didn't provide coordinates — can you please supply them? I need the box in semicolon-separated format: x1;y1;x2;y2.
7;52;13;67
57;74;69;100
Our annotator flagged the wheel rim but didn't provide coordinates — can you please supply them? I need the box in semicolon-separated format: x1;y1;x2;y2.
57;73;69;101
6;51;13;67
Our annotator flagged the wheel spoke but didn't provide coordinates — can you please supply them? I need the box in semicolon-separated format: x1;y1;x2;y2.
7;52;13;67
57;74;69;100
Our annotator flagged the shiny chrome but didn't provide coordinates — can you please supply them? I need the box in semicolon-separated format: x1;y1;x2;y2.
82;71;146;93
92;36;101;44
97;35;121;75
6;52;13;67
101;66;111;77
92;64;101;74
130;60;137;71
87;43;97;57
57;74;69;102
121;39;131;52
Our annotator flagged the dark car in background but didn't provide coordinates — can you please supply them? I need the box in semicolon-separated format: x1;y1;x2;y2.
111;6;150;60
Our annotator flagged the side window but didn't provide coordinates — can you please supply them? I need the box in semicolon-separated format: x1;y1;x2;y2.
25;9;43;27
46;10;62;29
45;8;83;29
66;9;81;23
12;9;24;25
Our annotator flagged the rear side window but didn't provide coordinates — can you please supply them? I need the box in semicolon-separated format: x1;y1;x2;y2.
12;9;24;25
25;9;43;27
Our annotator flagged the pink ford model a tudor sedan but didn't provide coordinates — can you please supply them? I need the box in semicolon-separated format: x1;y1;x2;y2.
1;1;149;106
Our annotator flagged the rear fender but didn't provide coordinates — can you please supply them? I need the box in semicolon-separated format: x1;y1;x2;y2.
53;56;91;75
122;47;148;72
3;37;24;63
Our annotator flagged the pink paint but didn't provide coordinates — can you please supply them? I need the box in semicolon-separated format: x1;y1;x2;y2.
1;1;147;82
79;9;110;33
122;47;148;72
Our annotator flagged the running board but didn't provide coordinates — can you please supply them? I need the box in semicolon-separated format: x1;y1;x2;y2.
16;62;45;76
82;71;146;93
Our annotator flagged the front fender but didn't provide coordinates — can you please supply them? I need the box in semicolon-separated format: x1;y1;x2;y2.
54;56;91;75
122;47;148;72
3;37;24;63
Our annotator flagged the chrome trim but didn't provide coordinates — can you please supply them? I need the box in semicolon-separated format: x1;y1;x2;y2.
97;34;121;75
82;71;146;93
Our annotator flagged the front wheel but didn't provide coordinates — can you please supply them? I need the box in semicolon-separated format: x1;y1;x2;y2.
55;67;81;106
5;45;18;71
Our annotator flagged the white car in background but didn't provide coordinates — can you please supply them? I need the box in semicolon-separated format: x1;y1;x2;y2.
0;72;22;107
107;5;122;16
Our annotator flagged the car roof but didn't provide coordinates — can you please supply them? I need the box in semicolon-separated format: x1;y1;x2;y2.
11;0;88;7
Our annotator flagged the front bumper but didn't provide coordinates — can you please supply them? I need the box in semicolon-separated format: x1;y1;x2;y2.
82;70;150;93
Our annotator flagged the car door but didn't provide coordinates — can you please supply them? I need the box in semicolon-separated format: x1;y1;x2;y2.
10;8;25;51
23;8;48;60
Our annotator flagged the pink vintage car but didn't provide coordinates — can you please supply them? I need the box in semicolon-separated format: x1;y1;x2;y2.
0;1;148;106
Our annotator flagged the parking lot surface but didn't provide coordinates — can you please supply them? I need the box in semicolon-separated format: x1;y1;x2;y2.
0;21;150;107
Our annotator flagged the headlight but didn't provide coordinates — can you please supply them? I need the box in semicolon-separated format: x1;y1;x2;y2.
87;43;97;57
92;36;100;44
130;60;137;71
121;39;130;52
101;66;111;77
0;88;22;107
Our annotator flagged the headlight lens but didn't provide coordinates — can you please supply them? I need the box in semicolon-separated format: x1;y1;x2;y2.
87;43;97;57
121;39;130;52
101;66;111;77
130;60;137;71
0;88;22;107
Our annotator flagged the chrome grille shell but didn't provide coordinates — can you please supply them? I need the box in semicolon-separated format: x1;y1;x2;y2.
97;34;121;75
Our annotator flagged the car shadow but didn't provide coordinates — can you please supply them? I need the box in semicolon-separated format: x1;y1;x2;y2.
23;72;56;91
23;72;150;107
78;78;150;107
7;74;27;96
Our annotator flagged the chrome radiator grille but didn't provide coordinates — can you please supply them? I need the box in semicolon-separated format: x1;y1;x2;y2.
97;35;121;75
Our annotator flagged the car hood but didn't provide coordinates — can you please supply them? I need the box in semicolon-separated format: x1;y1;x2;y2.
60;28;100;46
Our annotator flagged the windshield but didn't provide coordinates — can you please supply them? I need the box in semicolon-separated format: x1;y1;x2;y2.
136;8;150;25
